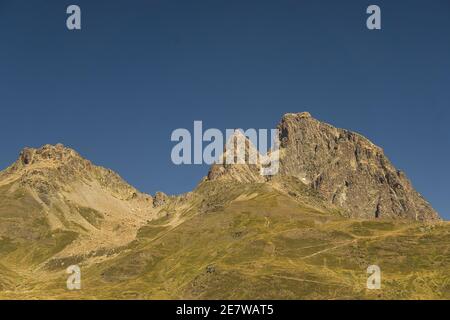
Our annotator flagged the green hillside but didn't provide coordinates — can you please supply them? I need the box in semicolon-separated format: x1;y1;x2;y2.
1;180;448;299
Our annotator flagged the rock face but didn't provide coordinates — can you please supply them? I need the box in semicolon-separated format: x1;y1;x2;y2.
277;112;439;221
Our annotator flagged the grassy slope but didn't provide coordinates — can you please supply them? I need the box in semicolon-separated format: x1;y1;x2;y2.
0;181;448;300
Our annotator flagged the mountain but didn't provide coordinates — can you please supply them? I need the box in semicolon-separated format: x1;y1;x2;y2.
0;144;158;257
208;112;439;221
0;114;448;300
277;112;439;221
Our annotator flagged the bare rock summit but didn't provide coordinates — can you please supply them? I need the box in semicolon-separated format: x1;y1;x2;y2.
277;112;439;221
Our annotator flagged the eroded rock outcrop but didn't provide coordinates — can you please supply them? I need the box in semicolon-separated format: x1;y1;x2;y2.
153;191;169;208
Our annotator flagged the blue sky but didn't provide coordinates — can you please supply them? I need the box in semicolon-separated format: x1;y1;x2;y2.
0;0;449;219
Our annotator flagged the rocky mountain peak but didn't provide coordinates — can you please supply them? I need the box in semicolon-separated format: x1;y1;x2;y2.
277;112;439;221
205;112;439;221
20;143;79;164
2;144;147;203
207;129;266;183
282;111;312;120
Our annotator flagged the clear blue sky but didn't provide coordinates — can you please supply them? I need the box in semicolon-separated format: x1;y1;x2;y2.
0;0;449;219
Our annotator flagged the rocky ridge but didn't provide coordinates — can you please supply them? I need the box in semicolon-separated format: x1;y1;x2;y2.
207;112;439;221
